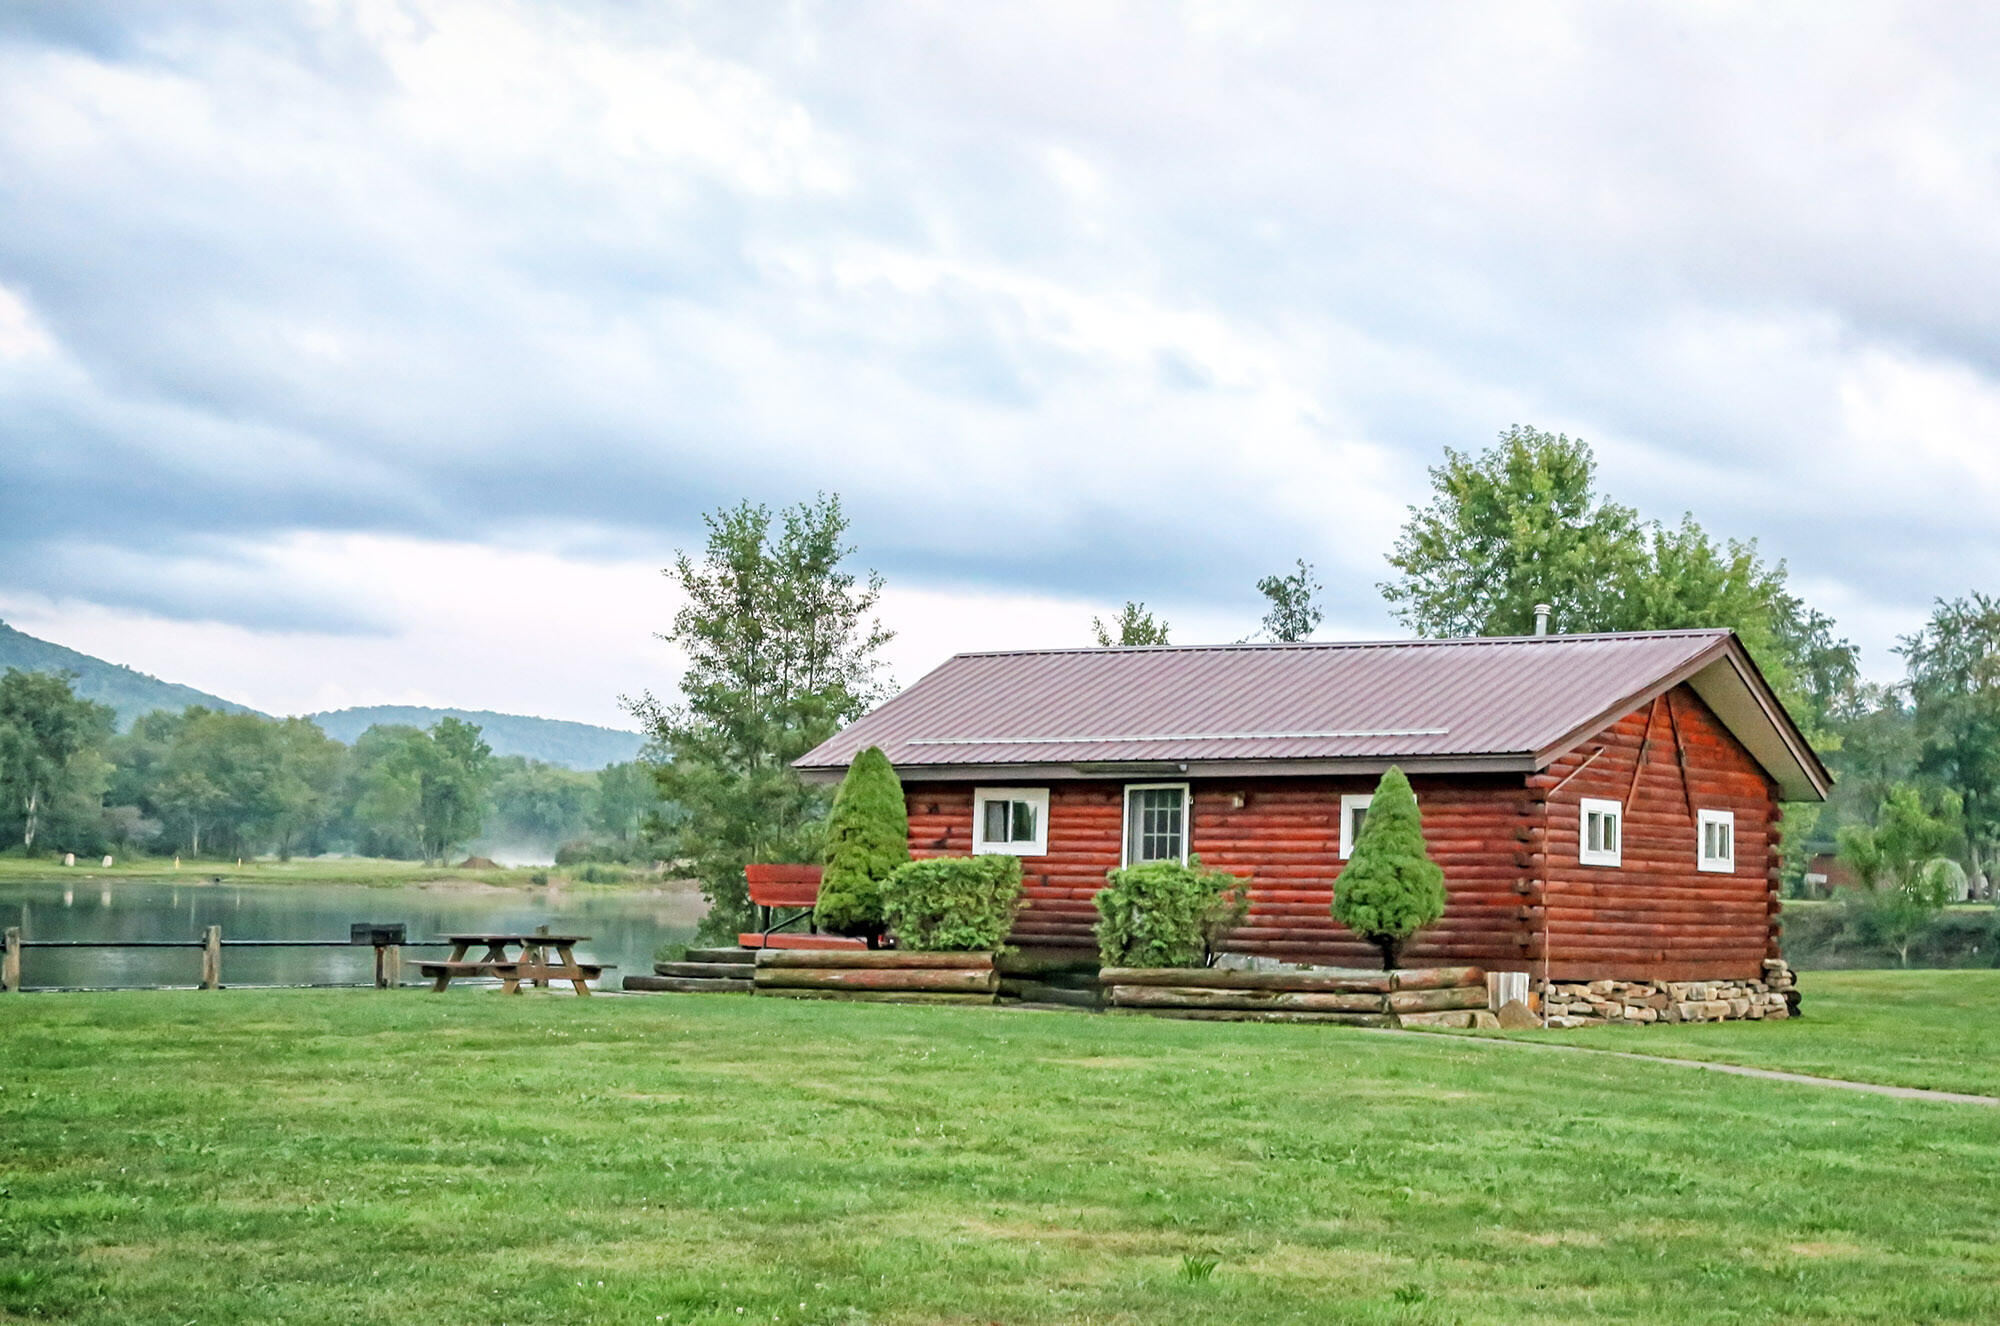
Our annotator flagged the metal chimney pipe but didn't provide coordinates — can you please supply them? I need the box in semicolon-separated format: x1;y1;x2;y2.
1533;603;1552;636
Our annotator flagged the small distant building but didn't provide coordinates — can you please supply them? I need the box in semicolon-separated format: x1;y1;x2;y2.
797;629;1828;982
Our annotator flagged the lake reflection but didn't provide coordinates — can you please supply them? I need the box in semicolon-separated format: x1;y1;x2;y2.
0;877;704;990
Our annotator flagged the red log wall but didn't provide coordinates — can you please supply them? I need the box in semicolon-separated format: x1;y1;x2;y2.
1534;684;1779;981
906;775;1535;968
901;683;1780;981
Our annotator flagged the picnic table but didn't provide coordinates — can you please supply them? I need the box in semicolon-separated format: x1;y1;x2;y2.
419;932;612;996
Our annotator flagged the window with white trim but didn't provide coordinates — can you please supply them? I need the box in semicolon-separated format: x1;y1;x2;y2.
1698;809;1735;873
1339;794;1373;859
971;787;1049;856
1579;797;1623;867
1122;783;1190;866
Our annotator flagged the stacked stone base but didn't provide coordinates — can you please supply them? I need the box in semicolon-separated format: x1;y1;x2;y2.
1541;959;1800;1028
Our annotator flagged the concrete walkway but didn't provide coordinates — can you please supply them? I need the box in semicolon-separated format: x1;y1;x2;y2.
1378;1028;2000;1106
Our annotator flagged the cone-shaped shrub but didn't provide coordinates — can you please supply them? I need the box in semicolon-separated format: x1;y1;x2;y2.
813;747;910;944
1332;766;1446;971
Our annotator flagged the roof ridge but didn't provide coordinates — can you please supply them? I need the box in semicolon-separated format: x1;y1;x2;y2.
948;628;1733;661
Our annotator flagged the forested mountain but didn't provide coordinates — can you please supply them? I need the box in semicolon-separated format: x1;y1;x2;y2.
308;707;643;770
0;620;642;770
0;619;253;726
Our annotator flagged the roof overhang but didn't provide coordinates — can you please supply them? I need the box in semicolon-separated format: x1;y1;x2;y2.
797;753;1540;785
1530;634;1830;802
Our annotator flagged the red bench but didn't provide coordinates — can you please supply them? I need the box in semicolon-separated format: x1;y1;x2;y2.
741;864;863;950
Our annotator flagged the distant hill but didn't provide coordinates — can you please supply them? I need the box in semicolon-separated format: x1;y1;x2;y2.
0;619;256;727
0;619;646;771
306;706;645;770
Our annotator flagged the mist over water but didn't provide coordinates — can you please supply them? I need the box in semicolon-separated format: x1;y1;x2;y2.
0;878;703;990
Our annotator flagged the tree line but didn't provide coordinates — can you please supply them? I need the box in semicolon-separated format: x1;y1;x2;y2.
0;678;662;864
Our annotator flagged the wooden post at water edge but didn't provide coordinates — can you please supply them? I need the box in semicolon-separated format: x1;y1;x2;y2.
3;927;18;993
201;926;222;991
375;944;402;989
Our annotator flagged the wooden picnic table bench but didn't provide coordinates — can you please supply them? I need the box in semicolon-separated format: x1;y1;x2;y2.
421;932;612;996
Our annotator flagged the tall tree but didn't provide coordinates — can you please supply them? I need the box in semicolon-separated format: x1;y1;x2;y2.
414;717;493;863
1381;426;1647;639
1380;425;1850;734
268;717;342;860
1898;593;2000;880
1091;601;1170;646
486;756;596;847
593;760;662;844
626;494;891;940
0;669;115;851
1255;559;1324;642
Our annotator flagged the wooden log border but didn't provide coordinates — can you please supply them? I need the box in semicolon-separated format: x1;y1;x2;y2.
1101;964;1493;1027
751;948;1000;1002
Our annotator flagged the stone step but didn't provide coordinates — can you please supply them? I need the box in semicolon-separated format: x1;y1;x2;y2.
684;947;763;965
622;975;754;994
656;961;755;980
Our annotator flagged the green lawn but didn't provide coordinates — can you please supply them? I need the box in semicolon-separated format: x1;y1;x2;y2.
4;979;2000;1324
1505;969;2000;1098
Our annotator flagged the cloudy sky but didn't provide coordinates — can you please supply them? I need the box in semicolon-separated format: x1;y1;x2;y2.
3;2;1997;729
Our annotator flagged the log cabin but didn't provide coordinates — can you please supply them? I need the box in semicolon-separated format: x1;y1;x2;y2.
795;630;1829;983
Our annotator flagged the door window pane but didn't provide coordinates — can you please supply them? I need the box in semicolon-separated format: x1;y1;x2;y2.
1126;786;1186;864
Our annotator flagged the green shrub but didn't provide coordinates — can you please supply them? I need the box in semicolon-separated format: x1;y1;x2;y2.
1094;856;1249;968
881;855;1023;951
1332;766;1445;970
813;747;910;944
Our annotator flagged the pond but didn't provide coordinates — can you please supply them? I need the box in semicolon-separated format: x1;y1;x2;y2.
0;877;706;991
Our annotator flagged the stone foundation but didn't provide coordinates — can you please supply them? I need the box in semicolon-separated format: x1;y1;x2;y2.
1540;959;1800;1028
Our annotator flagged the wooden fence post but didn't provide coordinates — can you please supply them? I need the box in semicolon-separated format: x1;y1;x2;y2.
3;927;18;993
375;943;402;989
201;926;222;990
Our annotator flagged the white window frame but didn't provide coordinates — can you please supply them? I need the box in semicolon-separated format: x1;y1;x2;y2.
1120;782;1191;867
1339;794;1374;859
1579;797;1623;868
1697;808;1736;874
971;786;1050;857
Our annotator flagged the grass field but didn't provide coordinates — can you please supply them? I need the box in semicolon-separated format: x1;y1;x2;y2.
1507;969;2000;1098
4;974;1999;1324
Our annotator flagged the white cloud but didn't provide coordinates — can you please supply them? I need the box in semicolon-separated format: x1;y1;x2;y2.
4;2;2000;713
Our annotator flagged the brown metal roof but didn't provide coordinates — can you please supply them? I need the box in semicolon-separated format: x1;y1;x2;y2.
796;629;1831;798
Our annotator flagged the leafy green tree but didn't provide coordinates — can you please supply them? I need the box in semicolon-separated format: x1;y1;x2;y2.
342;724;426;858
594;760;662;844
1382;427;1647;639
1092;601;1170;647
1255;559;1324;642
268;718;342;860
626;494;892;941
335;719;491;862
1898;594;2000;882
0;669;115;852
413;717;493;863
1837;784;1963;965
814;746;910;944
143;709;294;858
1379;426;1853;738
486;756;596;847
1332;766;1446;970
